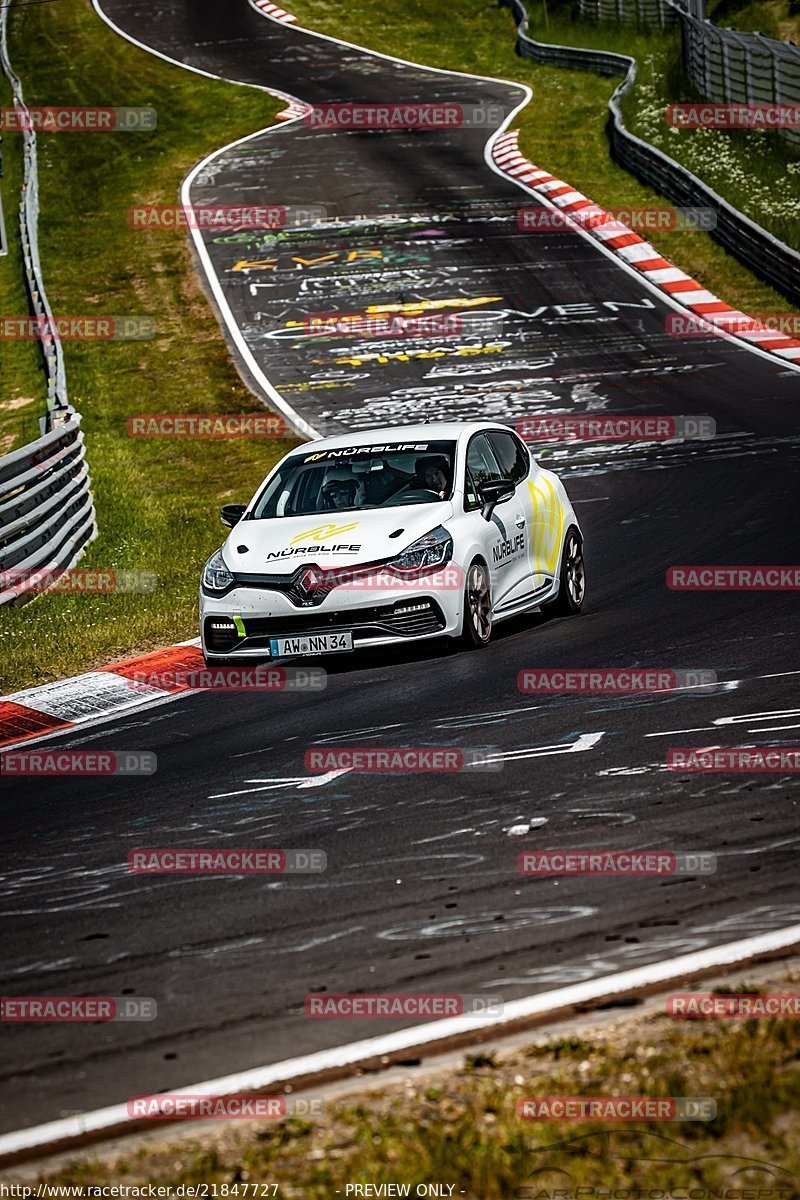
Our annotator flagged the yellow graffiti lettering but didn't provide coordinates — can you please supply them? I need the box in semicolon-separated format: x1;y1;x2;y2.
365;296;502;316
332;343;507;367
231;258;279;272
292;254;340;267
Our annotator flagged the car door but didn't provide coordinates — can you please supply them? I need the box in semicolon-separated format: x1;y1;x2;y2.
493;432;565;593
464;432;528;611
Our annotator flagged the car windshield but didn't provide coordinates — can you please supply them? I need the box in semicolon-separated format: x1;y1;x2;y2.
250;441;457;518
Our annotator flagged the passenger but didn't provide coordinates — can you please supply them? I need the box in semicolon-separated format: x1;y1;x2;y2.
416;455;450;499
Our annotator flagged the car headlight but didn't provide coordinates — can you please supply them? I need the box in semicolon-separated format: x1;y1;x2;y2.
388;526;453;573
203;549;234;592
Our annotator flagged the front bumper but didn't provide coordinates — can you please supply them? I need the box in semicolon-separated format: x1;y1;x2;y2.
200;583;462;658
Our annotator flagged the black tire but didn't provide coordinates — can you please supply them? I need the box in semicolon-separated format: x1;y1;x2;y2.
543;526;586;616
461;559;493;648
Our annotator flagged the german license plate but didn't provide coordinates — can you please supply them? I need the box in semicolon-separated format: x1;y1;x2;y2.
269;632;353;657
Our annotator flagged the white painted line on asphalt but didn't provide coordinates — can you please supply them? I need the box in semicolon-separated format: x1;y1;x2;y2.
2;921;799;1162
485;731;604;762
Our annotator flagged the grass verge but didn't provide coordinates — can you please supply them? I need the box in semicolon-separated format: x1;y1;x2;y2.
0;58;47;454
709;0;800;43
0;0;294;694
287;0;797;314
519;1;800;253
30;967;800;1192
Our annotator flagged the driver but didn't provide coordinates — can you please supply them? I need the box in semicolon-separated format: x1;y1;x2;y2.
321;465;365;511
415;455;450;500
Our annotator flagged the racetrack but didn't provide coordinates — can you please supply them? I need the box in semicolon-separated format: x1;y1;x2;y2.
1;0;799;1138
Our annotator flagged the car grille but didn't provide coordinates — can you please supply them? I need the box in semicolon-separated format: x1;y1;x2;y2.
204;600;446;652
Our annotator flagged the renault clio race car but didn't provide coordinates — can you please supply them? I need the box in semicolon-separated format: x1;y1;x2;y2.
200;422;585;663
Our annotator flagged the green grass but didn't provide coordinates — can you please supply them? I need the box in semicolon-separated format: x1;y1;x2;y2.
2;0;796;691
521;1;800;253
0;0;295;693
0;61;47;453
709;0;800;42
287;0;796;315
35;971;800;1193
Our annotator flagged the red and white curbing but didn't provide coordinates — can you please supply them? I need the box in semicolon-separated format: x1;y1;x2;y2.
276;97;313;121
250;0;296;23
493;130;800;365
246;0;308;119
0;642;205;750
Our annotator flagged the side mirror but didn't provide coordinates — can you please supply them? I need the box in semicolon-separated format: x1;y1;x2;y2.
220;503;247;528
479;480;515;522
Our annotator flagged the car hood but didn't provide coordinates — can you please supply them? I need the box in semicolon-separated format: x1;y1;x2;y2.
222;504;454;576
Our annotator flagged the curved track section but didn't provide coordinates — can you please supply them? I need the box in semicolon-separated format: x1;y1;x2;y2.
1;0;799;1136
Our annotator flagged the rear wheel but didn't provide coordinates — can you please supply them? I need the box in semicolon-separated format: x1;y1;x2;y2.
461;559;493;648
543;527;585;616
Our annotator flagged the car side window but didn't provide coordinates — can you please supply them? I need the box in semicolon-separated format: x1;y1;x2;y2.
487;431;531;485
464;434;504;511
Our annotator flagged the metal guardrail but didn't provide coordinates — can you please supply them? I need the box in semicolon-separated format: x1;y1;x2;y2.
497;0;800;308
681;12;800;148
0;0;96;606
579;0;800;147
0;417;95;606
578;0;678;26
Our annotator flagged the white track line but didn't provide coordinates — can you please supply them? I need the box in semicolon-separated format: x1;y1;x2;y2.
2;922;799;1162
90;0;320;439
246;0;800;376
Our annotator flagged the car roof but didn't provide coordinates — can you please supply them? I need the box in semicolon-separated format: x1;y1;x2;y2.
298;422;512;451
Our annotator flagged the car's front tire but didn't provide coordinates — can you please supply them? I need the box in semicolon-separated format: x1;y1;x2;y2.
543;526;586;616
461;559;493;648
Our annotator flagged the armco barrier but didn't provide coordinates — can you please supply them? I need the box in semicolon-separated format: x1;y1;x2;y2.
0;416;95;606
0;0;97;606
497;0;800;308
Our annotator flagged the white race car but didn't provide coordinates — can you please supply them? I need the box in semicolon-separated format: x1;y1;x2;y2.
200;422;585;662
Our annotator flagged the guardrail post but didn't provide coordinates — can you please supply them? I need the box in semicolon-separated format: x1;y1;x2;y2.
0;0;97;605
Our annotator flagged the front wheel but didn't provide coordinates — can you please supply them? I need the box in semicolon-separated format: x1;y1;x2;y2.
543;527;586;616
461;559;493;648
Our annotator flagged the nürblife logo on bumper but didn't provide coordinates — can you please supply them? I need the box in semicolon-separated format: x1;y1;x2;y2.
289;522;359;545
265;522;362;561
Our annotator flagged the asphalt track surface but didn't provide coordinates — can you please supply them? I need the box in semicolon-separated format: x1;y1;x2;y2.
2;0;800;1135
